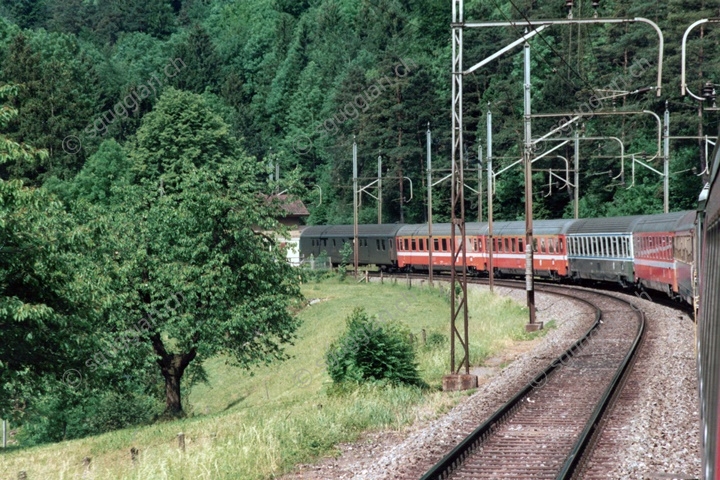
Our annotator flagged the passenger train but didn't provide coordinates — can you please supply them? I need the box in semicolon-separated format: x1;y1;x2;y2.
300;210;697;305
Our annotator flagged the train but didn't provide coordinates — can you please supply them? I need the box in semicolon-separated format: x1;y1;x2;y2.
698;132;720;479
300;210;698;305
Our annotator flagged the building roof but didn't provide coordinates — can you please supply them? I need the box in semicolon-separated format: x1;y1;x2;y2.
267;194;310;217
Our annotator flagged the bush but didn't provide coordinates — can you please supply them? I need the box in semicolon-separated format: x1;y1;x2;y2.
425;331;447;348
15;383;161;446
337;242;353;281
325;307;426;388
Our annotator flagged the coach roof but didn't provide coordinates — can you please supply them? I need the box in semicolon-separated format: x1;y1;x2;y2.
300;224;405;238
566;215;645;234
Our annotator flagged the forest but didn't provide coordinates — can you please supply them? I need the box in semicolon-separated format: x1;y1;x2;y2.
1;0;719;445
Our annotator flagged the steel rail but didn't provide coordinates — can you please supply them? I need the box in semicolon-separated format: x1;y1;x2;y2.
414;281;644;480
556;303;645;479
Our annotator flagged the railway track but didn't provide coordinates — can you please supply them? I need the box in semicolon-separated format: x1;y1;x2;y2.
369;273;646;479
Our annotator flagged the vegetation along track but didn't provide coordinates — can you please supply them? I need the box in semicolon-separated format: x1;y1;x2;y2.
399;278;647;480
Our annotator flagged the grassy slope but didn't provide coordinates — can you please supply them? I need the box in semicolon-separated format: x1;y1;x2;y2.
0;278;537;479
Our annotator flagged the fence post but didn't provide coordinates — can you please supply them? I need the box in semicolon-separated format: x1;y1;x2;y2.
131;447;139;465
422;328;427;345
380;270;384;284
178;432;185;452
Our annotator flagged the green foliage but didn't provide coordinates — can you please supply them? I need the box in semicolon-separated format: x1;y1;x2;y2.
337;241;353;281
99;88;303;415
0;86;107;418
15;386;161;446
61;139;130;204
325;307;425;388
424;331;447;348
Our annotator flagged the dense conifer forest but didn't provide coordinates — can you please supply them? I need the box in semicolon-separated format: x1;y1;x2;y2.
1;0;718;223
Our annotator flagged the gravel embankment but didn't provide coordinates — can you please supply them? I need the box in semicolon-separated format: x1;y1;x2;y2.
582;293;701;479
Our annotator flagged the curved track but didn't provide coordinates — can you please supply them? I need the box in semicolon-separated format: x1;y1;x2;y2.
376;277;647;480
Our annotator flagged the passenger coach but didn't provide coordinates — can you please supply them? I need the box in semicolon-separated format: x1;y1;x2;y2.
299;224;403;269
565;215;641;286
489;219;573;279
632;210;695;302
396;223;487;273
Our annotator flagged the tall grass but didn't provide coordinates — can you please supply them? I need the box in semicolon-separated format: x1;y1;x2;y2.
0;279;536;479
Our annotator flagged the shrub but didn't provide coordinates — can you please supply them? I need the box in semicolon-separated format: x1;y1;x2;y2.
15;388;161;446
337;242;353;281
325;307;426;387
425;331;447;348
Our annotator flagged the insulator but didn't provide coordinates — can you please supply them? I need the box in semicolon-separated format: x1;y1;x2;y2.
702;81;716;102
592;0;600;7
566;0;573;7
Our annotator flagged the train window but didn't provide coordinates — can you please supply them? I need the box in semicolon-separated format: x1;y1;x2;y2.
581;237;587;256
418;238;423;251
548;239;555;254
411;239;416;251
376;239;381;250
601;237;608;257
519;238;524;253
558;238;564;254
323;239;327;247
389;239;393;249
381;239;386;251
434;239;440;251
540;238;547;254
511;238;517;253
404;239;409;250
442;238;448;251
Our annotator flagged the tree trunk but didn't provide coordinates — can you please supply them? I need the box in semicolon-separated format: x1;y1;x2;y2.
151;333;196;417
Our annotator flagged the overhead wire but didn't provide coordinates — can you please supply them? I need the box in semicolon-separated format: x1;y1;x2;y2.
487;0;582;93
504;0;602;99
